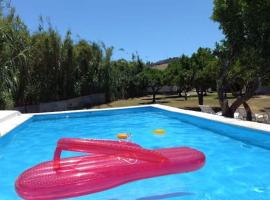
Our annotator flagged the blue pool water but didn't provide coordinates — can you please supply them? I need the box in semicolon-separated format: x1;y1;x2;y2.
1;106;270;200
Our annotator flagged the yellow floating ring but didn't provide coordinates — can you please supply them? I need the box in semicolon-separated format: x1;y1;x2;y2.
153;129;166;135
117;133;129;139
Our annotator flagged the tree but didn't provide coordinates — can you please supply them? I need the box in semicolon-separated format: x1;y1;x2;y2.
103;46;113;102
140;68;164;103
0;7;30;109
0;4;151;110
30;25;62;102
212;0;270;120
109;55;145;100
74;40;99;96
110;59;130;99
60;30;75;99
191;48;218;105
166;55;194;100
127;55;145;98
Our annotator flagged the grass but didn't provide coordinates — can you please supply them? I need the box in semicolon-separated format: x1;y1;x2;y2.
94;92;270;114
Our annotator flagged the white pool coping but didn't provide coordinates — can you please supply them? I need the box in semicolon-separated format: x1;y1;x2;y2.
0;112;32;137
0;104;270;137
152;104;270;133
0;110;21;123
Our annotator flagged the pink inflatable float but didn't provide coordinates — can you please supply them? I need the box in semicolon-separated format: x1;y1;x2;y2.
15;138;205;200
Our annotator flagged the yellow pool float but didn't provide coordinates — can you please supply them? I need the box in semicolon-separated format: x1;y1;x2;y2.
153;129;166;135
117;133;129;139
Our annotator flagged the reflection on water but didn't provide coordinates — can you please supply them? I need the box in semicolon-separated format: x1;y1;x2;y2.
108;192;193;200
137;192;194;200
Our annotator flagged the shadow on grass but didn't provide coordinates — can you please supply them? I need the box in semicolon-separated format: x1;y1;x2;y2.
175;99;186;102
182;106;201;111
162;95;181;99
214;96;235;100
182;106;221;112
139;101;170;105
141;97;163;101
142;95;191;101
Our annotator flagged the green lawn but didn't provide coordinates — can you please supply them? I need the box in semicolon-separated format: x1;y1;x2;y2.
94;93;270;114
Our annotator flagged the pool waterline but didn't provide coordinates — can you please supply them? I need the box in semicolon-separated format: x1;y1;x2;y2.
1;104;270;138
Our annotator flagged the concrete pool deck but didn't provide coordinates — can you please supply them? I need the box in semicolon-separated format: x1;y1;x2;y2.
0;104;270;137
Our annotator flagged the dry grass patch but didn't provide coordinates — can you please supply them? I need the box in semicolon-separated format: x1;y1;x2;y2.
94;93;270;114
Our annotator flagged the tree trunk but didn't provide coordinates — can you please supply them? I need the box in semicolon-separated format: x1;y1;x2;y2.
196;88;204;105
243;101;252;121
198;93;204;105
152;87;156;103
222;100;234;118
152;92;156;103
220;79;259;118
184;91;187;101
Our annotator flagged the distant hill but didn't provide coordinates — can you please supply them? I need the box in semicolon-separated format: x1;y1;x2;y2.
149;57;178;70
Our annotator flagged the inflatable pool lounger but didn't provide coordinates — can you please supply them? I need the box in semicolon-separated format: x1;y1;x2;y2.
15;138;205;199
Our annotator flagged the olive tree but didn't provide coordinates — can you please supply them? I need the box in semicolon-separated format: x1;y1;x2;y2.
212;0;270;119
191;48;218;105
140;68;164;103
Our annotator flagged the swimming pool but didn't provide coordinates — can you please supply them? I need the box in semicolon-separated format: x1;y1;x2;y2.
1;106;270;199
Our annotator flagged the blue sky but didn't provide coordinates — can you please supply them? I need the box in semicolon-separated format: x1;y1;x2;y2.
11;0;224;62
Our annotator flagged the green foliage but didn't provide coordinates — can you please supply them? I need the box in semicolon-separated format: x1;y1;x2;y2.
166;55;194;100
73;40;103;96
165;50;217;104
213;0;270;81
60;30;75;99
212;0;270;118
0;7;30;108
0;90;14;109
142;68;164;89
191;48;218;104
140;67;164;103
2;0;269;112
0;6;148;109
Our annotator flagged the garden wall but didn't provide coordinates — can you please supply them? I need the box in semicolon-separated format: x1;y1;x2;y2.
14;93;105;113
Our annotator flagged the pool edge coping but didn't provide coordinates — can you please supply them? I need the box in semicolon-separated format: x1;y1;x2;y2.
0;114;32;137
152;104;270;133
0;104;270;137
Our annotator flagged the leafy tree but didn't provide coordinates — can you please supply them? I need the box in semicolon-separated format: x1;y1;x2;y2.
74;40;98;96
140;68;164;103
109;56;145;100
127;56;145;98
60;30;75;99
191;48;218;105
30;26;62;102
212;0;270;119
0;7;30;108
166;55;194;100
0;4;150;110
102;45;113;101
110;59;132;99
